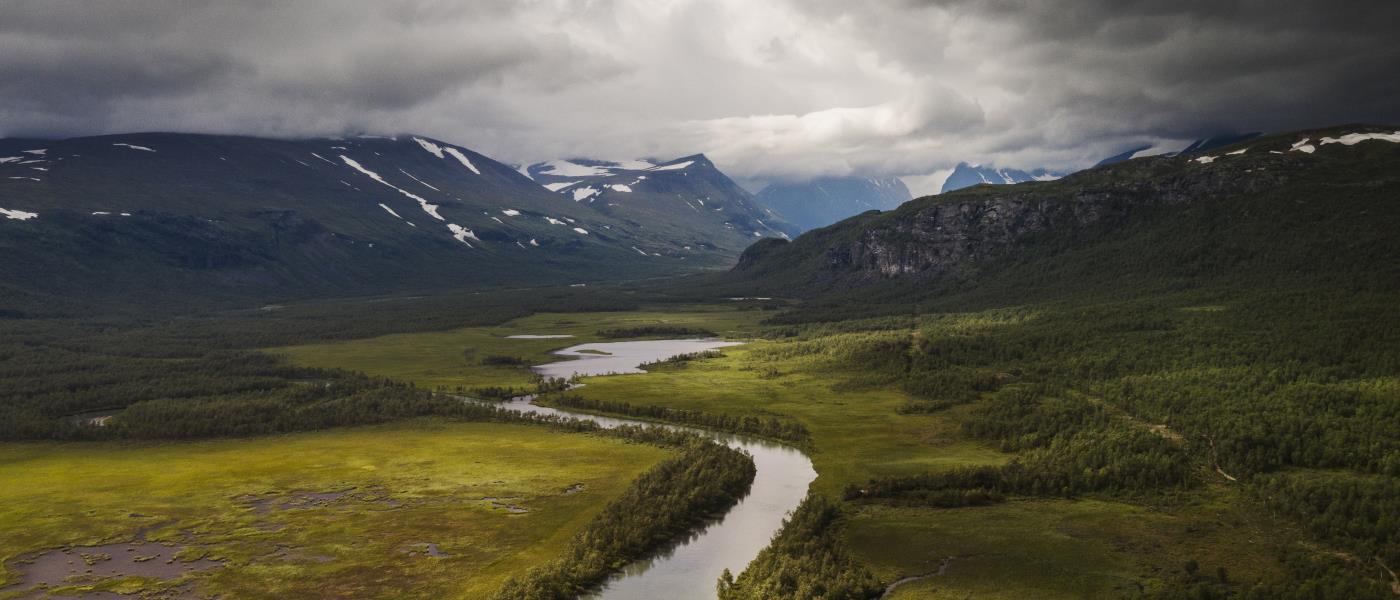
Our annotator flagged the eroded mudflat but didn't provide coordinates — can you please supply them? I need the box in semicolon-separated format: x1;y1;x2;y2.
234;487;402;514
4;540;221;595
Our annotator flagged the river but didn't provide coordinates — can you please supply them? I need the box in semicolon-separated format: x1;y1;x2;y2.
488;339;816;599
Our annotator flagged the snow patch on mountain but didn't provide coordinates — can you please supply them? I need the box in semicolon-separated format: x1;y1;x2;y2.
1;207;38;220
537;160;610;177
447;223;478;246
413;137;445;158
378;203;403;219
340;155;444;221
648;160;693;172
501;209;521;216
442;147;481;175
113;143;155;152
1319;131;1400;146
572;187;599;201
543;182;575;192
572;227;589;235
398;168;441;191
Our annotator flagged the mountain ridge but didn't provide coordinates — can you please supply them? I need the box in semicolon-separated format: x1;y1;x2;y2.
0;132;767;312
723;125;1400;303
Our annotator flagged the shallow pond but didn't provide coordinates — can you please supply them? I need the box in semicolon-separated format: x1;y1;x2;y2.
531;339;745;379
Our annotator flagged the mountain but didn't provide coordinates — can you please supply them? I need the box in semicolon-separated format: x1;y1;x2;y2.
1092;144;1156;167
0;133;754;312
753;176;911;232
724;125;1400;302
940;163;1064;194
943;133;1264;193
1095;132;1263;167
524;154;799;250
1177;132;1263;155
525;158;658;191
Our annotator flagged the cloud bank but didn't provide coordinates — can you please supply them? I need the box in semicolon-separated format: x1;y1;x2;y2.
3;0;1397;193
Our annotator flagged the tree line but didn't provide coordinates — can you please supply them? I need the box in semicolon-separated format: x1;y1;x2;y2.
493;439;755;599
547;394;810;444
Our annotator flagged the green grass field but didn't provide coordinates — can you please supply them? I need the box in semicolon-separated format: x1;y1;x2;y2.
270;305;1345;598
275;308;767;390
566;342;1010;495
849;489;1294;599
566;318;1320;597
0;419;670;599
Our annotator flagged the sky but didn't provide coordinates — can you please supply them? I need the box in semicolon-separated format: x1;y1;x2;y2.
3;1;1398;195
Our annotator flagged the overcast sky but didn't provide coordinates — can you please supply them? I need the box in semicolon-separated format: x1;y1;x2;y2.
3;1;1398;194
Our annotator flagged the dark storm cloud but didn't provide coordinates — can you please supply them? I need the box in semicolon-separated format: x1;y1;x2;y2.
1;0;1396;193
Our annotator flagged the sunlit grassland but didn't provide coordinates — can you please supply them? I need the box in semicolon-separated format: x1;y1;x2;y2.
273;304;1324;597
849;486;1296;599
567;342;1010;495
529;308;1308;596
0;419;670;599
274;307;768;390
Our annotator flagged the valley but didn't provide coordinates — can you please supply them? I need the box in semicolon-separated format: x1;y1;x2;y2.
6;4;1399;598
2;126;1397;599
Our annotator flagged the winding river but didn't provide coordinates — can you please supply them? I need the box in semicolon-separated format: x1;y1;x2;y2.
489;339;817;599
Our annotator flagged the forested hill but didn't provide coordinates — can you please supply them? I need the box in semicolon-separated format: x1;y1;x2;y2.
0;133;758;315
721;125;1400;311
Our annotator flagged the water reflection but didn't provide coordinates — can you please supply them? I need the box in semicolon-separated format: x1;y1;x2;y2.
479;340;816;600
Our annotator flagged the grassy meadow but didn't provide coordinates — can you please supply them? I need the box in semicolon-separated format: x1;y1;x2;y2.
21;283;1368;599
0;419;670;599
269;304;1320;597
275;307;768;390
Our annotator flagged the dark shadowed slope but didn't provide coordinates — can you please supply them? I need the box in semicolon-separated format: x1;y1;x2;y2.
0;134;759;313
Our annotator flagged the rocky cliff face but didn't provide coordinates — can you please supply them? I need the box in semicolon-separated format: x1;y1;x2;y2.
727;127;1362;291
827;162;1290;280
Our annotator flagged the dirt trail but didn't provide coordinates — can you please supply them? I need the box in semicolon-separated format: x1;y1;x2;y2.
1207;438;1238;482
1080;393;1183;444
1376;557;1400;596
881;556;958;598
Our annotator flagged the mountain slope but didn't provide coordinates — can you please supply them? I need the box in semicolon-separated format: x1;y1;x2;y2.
0;133;738;312
1095;132;1263;167
940;162;1064;193
943;133;1263;194
526;154;799;255
754;176;911;232
525;158;657;191
724;125;1400;305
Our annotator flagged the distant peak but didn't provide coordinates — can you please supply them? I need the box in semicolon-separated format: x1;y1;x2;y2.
666;153;710;165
